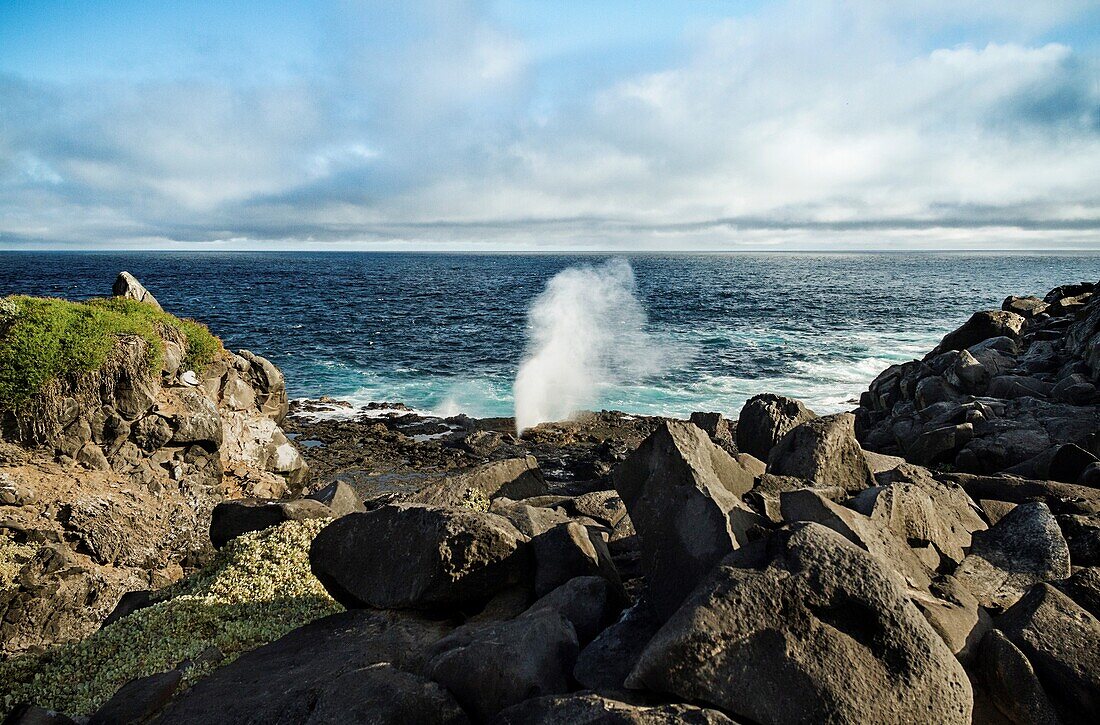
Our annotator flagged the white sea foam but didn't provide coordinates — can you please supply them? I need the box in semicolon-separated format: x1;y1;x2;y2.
513;258;679;433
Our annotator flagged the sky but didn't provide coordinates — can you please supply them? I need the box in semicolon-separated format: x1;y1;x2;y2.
1;0;1099;251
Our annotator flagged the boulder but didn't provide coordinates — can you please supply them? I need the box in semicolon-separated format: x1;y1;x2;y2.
689;411;736;450
489;500;573;538
767;413;875;493
976;629;1060;725
954;502;1071;610
613;421;763;619
495;693;736;724
424;609;579;720
112;271;162;311
910;575;990;662
209;498;332;549
996;583;1100;722
532;522;621;597
573;599;662;693
88;670;182;725
305;480;366;517
932;310;1025;355
627;523;972;725
1055;567;1100;618
409;456;548;508
294;663;469;725
780;488;933;591
945;472;1100;516
906;423;973;466
309;504;530;610
1003;295;1050;319
1058;513;1100;566
155;610;453;724
166;388;224;446
849;469;987;566
735;393;816;460
519;575;623;644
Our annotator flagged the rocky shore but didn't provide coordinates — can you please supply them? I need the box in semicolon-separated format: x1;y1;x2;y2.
2;275;1099;724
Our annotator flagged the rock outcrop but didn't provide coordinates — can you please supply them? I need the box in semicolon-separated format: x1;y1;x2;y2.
857;281;1100;477
0;275;308;655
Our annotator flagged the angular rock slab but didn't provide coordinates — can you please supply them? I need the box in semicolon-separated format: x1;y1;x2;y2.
309;504;529;609
996;583;1100;723
426;610;577;721
735;393;817;461
954;502;1071;610
495;693;737;724
976;629;1059;725
627;523;972;725
613;420;763;619
767;413;876;493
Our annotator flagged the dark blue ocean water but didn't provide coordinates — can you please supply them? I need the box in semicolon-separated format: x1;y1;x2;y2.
1;252;1097;419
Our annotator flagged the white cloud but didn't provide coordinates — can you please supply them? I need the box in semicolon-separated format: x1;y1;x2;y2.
0;0;1097;248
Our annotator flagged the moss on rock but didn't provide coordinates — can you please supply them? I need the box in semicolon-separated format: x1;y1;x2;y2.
0;518;341;717
0;295;222;411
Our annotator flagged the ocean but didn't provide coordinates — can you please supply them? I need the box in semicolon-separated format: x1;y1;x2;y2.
1;252;1097;422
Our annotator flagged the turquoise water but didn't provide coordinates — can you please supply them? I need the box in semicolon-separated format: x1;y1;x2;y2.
2;251;1097;419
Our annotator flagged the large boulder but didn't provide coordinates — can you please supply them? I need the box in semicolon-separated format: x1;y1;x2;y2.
112;271;162;311
309;504;530;610
155;609;454;724
531;521;621;597
996;583;1100;722
976;629;1060;725
627;523;972;725
613;421;763;619
953;502;1071;610
409;456;548;508
495;693;736;724
735;393;816;460
850;467;987;566
767;413;876;493
573;599;662;693
424;578;619;720
931;310;1026;355
779;488;933;592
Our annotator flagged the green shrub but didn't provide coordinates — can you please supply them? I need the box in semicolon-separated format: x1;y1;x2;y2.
0;519;341;717
0;295;222;410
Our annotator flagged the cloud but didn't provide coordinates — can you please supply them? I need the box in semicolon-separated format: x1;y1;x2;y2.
0;0;1097;249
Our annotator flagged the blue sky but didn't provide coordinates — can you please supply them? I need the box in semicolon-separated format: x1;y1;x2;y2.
1;0;1098;250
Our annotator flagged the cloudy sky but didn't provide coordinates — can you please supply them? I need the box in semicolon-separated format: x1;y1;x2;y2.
1;0;1099;250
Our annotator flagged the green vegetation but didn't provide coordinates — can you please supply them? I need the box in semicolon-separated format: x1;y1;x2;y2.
0;519;342;717
0;295;222;410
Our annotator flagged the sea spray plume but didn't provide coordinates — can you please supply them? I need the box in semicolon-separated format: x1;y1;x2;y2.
513;258;673;433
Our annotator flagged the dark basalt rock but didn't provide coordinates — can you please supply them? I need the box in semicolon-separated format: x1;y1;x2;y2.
767;413;876;493
735;393;816;461
627;523;972;725
931;310;1026;356
996;583;1100;723
88;670;181;725
953;502;1071;610
309;504;530;610
613;420;763;619
976;629;1060;725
